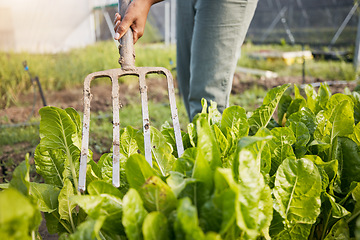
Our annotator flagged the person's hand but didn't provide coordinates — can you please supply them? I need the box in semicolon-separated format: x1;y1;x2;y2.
114;0;160;43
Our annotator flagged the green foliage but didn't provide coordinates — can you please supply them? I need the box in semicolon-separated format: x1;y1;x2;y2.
0;157;42;239
3;83;360;239
273;158;321;225
122;188;148;240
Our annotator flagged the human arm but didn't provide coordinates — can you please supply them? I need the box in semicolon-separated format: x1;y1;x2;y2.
114;0;163;43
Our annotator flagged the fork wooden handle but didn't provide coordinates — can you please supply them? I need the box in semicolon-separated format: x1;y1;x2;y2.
118;0;135;70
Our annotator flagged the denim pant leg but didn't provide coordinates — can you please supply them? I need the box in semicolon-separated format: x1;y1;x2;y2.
176;0;258;121
176;0;196;118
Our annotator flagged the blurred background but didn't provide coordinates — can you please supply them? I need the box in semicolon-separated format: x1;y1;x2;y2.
1;0;360;182
0;0;358;55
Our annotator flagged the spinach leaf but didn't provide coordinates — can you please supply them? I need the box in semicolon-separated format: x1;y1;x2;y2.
305;84;317;113
349;122;360;145
213;168;238;235
287;107;317;137
39;106;81;190
278;94;292;126
122;188;148;240
30;182;60;213
173;147;196;177
67;217;105;240
125;154;158;190
9;158;30;196
289;122;310;158
166;171;197;198
137;176;177;216
196;115;222;170
267;127;296;175
174;198;205;240
324;219;350;240
315;83;331;113
329;100;354;144
220;105;248;138
142;211;170;240
87;180;123;198
71;193;124;235
0;189;42;240
323;192;350;219
331;137;360;192
58;178;77;232
233;138;273;239
249;84;290;134
120;126;143;157
150;126;176;176
34;147;65;189
273;223;312;240
273;158;321;226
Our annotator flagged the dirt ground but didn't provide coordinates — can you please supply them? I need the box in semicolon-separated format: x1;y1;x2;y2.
0;73;357;239
1;74;357;124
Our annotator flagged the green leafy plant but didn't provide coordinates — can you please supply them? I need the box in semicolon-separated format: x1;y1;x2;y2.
1;83;360;239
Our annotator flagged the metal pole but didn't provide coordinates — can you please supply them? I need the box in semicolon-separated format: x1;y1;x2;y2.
95;10;101;40
354;7;360;71
302;44;306;84
101;8;119;48
34;76;47;107
329;2;358;49
165;2;170;46
23;61;47;106
170;0;176;45
275;0;295;45
260;6;287;43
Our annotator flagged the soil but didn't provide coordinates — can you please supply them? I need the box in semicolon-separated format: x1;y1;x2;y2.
0;73;357;239
1;74;357;124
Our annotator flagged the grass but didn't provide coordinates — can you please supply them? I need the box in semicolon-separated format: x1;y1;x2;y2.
0;42;176;108
0;123;39;146
239;43;357;80
229;85;267;112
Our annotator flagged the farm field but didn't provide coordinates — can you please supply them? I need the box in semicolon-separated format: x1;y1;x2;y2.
1;41;360;239
0;42;358;182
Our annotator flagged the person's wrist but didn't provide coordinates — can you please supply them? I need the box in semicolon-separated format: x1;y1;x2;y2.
150;0;163;5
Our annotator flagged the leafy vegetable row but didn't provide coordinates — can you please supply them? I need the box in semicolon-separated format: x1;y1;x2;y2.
1;83;360;240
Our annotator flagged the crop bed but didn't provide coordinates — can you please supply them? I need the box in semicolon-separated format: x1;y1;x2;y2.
1;82;360;239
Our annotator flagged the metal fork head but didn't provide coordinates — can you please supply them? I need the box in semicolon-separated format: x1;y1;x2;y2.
78;67;184;192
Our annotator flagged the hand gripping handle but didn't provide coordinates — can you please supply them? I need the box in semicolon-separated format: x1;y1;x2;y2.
118;0;135;70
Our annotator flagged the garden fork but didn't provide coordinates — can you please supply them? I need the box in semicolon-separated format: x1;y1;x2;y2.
78;0;184;192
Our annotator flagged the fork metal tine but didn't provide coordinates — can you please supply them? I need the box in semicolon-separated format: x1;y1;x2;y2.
111;73;121;187
78;68;184;192
139;72;152;166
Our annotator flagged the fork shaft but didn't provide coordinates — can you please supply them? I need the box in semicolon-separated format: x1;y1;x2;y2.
118;0;135;70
